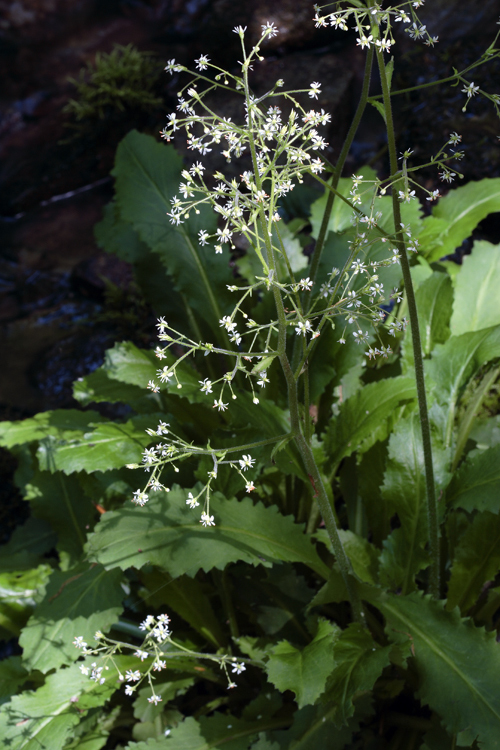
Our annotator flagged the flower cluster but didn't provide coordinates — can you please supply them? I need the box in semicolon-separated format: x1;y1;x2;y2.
73;614;248;703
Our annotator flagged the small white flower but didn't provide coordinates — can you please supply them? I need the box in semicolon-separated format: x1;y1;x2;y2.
295;320;313;336
298;277;313;291
462;81;480;98
126;670;141;682
231;662;246;675
356;35;373;49
201;513;216;527
139;615;155;631
257;371;270;388
73;636;87;649
79;664;89;675
261;21;278;38
134;650;149;662
148;694;163;705
132;490;149;507
199;378;213;394
245;482;256;493
125;685;134;696
213;399;229;412
198;230;210;246
308;82;321;100
195;54;210;71
153;660;167;671
239;454;255;471
187;492;200;509
426;189;441;201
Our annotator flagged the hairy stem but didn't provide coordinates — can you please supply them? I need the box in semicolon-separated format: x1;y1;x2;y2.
374;39;440;599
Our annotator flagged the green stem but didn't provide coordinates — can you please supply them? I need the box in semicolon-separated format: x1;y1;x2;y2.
307;47;374;296
242;56;364;624
374;38;440;599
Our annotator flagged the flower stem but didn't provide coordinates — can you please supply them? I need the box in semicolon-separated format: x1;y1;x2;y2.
374;40;440;599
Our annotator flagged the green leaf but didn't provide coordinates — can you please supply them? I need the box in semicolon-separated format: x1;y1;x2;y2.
446;445;500;513
266;620;338;708
139;569;226;649
0;410;104;449
373;590;500;747
322;623;392;724
0;566;52;638
87;488;330;578
24;470;95;565
36;415;156;474
19;563;124;673
446;511;500;613
401;271;453;371
113;130;232;333
337;531;379;585
420;178;500;262
451;241;500;335
95;199;147;263
73;367;154;411
322;377;416;470
426;326;500;444
0;657;28;705
0;517;56;572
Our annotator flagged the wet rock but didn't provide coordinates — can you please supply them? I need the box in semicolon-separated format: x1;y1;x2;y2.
0;0;98;46
418;0;500;43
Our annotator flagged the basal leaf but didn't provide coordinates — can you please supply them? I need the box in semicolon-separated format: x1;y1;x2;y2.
0;410;104;449
20;563;124;673
266;620;338;708
446;511;500;613
36;415;157;474
401;271;453;372
73;367;154;412
451;241;500;335
322;377;416;470
24;470;95;566
95;199;147;263
426;326;500;445
322;623;392;724
374;591;500;747
113;130;232;333
87;488;330;578
446;445;500;513
419;178;500;262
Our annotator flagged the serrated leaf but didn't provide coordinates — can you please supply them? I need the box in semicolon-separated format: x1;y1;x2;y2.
451;241;500;335
322;623;392;724
87;488;330;578
36;415;156;474
373;590;500;747
19;563;124;673
420;178;500;262
0;410;104;449
266;620;338;708
426;326;500;444
73;367;154;411
133;677;194;723
446;511;500;613
322;377;416;470
446;445;500;513
337;531;379;585
113;130;232;333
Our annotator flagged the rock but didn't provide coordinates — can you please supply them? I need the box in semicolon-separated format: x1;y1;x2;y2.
0;0;98;46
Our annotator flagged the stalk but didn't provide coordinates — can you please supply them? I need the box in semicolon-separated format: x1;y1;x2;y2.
373;36;440;599
241;50;365;623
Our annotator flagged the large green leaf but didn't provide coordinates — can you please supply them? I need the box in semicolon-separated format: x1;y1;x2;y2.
322;377;416;470
373;591;500;747
0;410;104;449
425;327;500;446
322;623;392;724
401;271;453;371
19;563;124;673
0;517;56;572
24;470;95;565
113;130;232;333
73;367;155;412
451;241;500;335
87;488;330;578
266;620;338;709
36;415;156;474
447;511;500;613
446;445;500;513
419;178;500;262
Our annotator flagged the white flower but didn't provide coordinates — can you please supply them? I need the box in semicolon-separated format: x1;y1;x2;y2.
219;315;236;331
245;482;256;493
257;371;269;388
198;230;210;246
195;54;210;70
295;320;313;336
164;59;183;74
232;25;247;35
239;454;255;471
213;399;229;412
139;615;155;631
79;664;89;675
426;190;441;201
125;685;134;696
462;81;480;98
157;366;172;383
187;492;200;509
148;694;163;705
356;35;373;49
147;380;160;393
134;650;149;662
261;21;278;38
201;512;216;526
73;636;87;649
231;662;246;675
153;660;167;671
199;378;213;394
126;670;141;682
375;38;392;52
298;277;313;291
308;82;321;100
